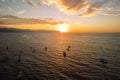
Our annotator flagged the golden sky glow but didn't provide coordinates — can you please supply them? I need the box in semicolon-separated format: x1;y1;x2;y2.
0;0;120;33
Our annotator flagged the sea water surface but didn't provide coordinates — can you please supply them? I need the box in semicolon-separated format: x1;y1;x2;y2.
0;32;120;80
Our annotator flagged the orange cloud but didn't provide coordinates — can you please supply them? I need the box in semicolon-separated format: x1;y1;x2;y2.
0;15;64;25
50;0;90;13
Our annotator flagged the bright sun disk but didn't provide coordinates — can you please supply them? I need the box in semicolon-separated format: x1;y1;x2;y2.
55;24;69;32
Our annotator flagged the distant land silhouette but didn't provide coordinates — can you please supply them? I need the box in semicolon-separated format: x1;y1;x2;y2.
0;27;58;33
0;27;119;34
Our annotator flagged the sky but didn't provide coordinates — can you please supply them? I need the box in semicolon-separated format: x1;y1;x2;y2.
0;0;120;33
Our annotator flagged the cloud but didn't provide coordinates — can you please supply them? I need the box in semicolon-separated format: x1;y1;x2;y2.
17;10;26;14
80;1;107;16
49;0;90;13
1;0;6;3
102;0;120;16
26;0;44;7
103;12;120;16
26;0;90;13
25;0;120;16
103;6;120;16
0;15;63;25
51;0;120;16
26;0;37;7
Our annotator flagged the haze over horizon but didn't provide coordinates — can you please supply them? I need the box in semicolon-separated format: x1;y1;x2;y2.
0;0;120;33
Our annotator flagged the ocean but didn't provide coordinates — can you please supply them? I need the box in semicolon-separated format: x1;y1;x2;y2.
0;32;120;80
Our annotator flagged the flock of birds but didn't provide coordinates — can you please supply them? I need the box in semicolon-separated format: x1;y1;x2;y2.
0;45;108;80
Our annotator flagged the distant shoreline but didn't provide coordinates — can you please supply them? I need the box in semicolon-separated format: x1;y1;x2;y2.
0;27;120;34
0;27;59;33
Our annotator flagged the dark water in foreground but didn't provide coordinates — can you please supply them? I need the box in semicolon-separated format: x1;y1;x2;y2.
0;32;120;80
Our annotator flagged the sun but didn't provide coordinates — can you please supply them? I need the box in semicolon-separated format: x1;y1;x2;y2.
55;24;69;32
